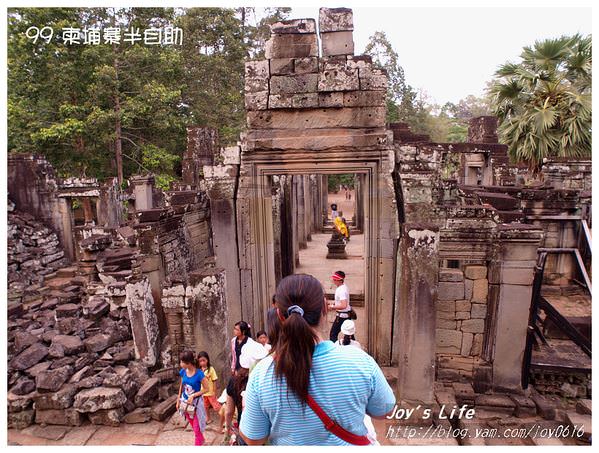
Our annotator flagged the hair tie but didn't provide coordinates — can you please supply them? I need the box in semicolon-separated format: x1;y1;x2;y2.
287;305;304;318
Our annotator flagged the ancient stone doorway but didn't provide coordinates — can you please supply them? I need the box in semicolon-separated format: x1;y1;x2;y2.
236;159;396;362
272;171;368;348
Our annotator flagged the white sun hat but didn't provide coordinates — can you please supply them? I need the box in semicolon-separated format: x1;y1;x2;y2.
340;320;356;336
239;338;269;370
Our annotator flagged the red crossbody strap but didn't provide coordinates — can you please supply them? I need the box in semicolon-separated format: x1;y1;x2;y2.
306;395;371;446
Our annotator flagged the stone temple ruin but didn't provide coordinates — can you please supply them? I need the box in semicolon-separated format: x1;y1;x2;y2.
7;7;591;444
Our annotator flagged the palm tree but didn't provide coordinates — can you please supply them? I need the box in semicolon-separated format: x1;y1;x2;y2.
489;34;591;176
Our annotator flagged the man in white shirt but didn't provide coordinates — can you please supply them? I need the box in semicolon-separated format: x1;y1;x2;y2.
327;270;351;342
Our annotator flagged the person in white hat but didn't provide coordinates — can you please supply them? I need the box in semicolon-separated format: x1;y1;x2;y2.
336;320;361;349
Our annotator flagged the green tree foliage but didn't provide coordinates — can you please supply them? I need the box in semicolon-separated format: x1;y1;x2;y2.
8;7;287;184
328;174;356;192
488;34;592;174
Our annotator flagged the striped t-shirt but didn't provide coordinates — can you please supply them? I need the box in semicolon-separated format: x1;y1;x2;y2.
239;340;396;445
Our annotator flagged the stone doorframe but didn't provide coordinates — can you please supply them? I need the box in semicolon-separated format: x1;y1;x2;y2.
236;151;398;364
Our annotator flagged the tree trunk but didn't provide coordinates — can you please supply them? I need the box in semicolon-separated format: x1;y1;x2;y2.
113;49;123;186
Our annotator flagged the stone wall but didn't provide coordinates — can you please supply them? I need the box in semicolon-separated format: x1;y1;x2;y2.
136;191;213;284
161;269;228;381
436;266;488;382
8;201;68;300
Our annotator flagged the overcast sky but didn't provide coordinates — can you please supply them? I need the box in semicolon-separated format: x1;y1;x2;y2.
292;6;592;105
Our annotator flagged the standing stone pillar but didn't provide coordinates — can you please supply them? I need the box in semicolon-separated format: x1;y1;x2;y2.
57;197;75;261
131;175;154;211
125;277;160;367
355;174;364;232
321;175;329;228
396;224;439;404
304;175;312;242
487;224;543;392
204;163;242;341
297;176;307;249
291;176;300;268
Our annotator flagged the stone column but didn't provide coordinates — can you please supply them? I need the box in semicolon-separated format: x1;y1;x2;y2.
204;163;242;340
396;224;439;404
321;175;329;228
125;277;160;367
487;224;542;392
131;175;154;211
297;176;307;249
291;176;300;268
304;175;312;242
57;197;75;262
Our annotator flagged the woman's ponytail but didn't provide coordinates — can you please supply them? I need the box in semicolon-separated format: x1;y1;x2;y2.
272;274;325;404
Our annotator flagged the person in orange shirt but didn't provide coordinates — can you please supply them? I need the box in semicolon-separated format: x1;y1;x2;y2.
197;351;222;424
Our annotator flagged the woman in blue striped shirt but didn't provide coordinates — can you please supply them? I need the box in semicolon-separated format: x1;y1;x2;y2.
239;274;396;445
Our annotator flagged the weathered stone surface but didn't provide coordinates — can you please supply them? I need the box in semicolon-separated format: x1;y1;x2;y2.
33;383;79;409
319;7;353;32
438;281;465;301
124;407;153;424
48;341;65;358
321;31;354;56
247;107;386;129
471;279;488;302
437;300;455;312
461;318;485;333
270;58;294;75
8;409;35;429
73;387;127;412
51;334;84;355
471;303;487;319
270;73;318;95
269;93;318;109
576;399;592;415
245;60;269;79
455;300;471;312
36;365;74;392
464;279;473;300
11;343;49;370
455;311;470;320
439;269;464;282
265;34;318;59
83;296;110;320
464;265;487;280
271;18;316;34
55;303;80;318
244;88;269;110
294;57;318;74
25;360;51;377
151;394;177;421
342;90;386;107
134;377;160;407
318;65;359;92
8;391;35;413
11;376;36;395
35;408;84;426
69;365;94;384
13;331;39;354
244;75;268;94
565;412;592;441
88;407;125;427
531;393;556;420
460;333;473;357
76;375;104;390
84;333;114;353
471;334;483;356
317;91;343;107
475;394;516;411
436;329;462;353
509;395;537;417
359;67;388;90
